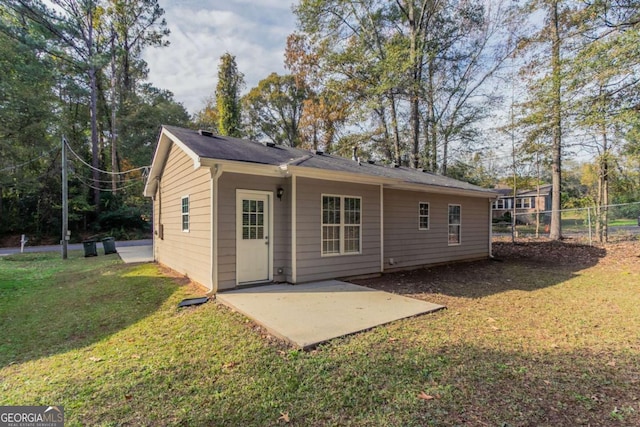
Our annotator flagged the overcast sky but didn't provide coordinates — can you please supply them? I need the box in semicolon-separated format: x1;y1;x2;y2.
143;0;298;115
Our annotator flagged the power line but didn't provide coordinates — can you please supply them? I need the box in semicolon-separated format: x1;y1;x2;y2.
72;173;145;192
69;170;146;184
0;147;60;172
64;139;149;175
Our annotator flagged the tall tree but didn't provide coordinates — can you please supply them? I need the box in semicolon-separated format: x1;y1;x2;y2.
293;0;515;169
516;0;574;240
243;73;308;147
215;52;244;137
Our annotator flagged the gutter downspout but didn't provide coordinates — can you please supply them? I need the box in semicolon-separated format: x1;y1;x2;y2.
489;198;496;258
380;184;384;272
211;165;223;293
291;174;297;284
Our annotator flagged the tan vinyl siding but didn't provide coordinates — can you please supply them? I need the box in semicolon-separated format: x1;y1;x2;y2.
384;190;490;270
295;177;381;283
217;172;289;290
154;144;212;289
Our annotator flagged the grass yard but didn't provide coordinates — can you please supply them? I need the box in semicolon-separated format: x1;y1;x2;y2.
1;243;639;426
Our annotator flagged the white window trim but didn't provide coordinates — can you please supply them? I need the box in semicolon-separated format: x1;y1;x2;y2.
181;195;190;232
516;197;532;209
321;194;362;257
418;201;430;230
448;204;461;246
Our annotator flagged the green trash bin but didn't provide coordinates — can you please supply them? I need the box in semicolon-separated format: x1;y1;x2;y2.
83;240;98;257
101;237;117;255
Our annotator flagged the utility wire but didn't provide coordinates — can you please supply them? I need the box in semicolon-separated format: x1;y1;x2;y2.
69;170;146;184
64;139;149;175
0;147;60;172
72;173;145;192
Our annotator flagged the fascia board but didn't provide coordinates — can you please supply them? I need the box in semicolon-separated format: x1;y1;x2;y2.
200;158;285;177
143;127;203;197
385;182;499;199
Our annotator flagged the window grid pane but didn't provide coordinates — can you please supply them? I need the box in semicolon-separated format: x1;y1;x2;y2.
242;198;264;240
181;197;189;231
344;225;360;253
419;202;429;230
448;205;461;244
322;195;361;255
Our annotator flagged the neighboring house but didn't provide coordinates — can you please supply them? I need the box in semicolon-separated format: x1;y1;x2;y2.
492;184;552;224
143;125;499;293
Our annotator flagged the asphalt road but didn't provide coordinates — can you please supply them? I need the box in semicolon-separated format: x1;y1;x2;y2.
0;239;152;256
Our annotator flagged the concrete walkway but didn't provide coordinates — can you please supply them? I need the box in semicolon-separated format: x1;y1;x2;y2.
216;280;445;349
117;245;154;264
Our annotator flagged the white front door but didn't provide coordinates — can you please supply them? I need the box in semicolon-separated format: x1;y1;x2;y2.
236;191;272;284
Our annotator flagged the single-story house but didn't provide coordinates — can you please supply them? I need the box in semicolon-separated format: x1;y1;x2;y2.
143;125;499;293
492;184;552;224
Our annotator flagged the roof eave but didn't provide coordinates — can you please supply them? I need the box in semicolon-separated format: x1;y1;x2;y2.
385;182;499;198
143;126;203;197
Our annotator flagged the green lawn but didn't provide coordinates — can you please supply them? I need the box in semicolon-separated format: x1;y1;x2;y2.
1;247;639;426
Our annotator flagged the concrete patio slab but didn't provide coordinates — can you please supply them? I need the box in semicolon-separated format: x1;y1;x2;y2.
216;280;445;349
117;245;153;264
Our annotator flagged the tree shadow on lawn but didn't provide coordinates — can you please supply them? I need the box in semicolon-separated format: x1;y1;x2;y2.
356;241;608;299
66;334;639;427
0;255;181;368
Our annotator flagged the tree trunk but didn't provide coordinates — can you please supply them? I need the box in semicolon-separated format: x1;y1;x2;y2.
408;3;420;169
111;28;119;194
600;122;609;243
89;4;100;209
427;58;437;171
388;92;401;165
549;0;562;240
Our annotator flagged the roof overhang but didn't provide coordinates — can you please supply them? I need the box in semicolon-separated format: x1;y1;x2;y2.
143;127;203;197
144;127;498;200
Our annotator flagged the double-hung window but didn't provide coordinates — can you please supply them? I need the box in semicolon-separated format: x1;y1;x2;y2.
181;196;190;232
322;195;361;255
419;202;430;230
516;197;532;209
448;204;461;245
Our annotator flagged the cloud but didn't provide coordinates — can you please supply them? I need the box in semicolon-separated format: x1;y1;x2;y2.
143;1;297;115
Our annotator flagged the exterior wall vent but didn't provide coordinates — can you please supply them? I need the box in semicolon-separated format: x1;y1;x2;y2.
198;129;214;137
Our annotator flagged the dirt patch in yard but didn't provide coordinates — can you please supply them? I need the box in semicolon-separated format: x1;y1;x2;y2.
353;239;640;299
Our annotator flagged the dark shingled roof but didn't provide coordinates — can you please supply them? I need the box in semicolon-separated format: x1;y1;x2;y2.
162;125;496;195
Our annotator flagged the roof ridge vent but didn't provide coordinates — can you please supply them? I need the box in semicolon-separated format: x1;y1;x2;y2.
198;129;214;137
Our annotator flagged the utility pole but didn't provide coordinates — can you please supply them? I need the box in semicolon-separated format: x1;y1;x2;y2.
62;136;68;260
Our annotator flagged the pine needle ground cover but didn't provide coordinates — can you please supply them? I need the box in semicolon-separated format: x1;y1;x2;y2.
1;242;639;426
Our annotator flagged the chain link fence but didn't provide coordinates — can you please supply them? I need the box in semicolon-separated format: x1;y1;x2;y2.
492;202;640;245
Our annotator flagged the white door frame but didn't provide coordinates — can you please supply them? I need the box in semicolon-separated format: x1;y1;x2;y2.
235;189;274;285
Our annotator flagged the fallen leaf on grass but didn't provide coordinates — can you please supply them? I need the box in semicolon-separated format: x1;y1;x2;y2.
124;394;133;401
222;361;238;369
88;356;103;362
131;354;141;360
278;412;290;422
418;391;435;400
606;360;616;367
